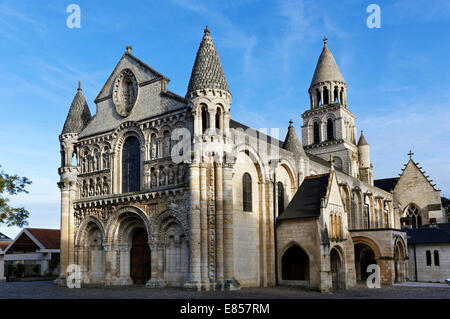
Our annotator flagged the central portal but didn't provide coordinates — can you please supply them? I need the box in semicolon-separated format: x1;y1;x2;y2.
130;228;151;284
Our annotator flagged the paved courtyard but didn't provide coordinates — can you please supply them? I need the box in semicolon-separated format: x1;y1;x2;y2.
0;281;449;299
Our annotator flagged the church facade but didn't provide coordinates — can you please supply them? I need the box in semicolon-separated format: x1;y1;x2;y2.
56;27;444;292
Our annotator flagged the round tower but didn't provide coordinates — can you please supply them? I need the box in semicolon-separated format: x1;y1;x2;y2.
184;26;238;292
55;81;91;286
357;130;373;185
357;130;370;168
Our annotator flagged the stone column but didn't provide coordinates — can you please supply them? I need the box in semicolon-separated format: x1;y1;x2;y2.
209;108;216;132
215;162;224;288
118;243;132;285
320;88;324;106
200;163;208;289
223;163;239;290
184;164;201;290
146;242;158;287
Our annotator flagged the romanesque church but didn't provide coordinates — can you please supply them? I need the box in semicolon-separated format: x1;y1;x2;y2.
57;27;447;291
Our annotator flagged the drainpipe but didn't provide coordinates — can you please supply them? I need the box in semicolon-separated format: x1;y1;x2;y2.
413;243;418;282
273;169;279;286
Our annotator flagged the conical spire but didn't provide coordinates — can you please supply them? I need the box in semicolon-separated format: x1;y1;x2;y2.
310;38;345;87
283;120;305;155
357;130;369;146
61;81;92;135
187;26;230;94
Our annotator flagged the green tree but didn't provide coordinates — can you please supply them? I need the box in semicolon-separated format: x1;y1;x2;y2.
0;165;32;227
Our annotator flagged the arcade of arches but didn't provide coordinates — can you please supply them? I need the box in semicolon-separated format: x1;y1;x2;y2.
74;208;188;287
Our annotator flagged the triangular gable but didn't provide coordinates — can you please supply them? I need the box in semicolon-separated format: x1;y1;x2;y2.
4;228;45;254
94;51;170;103
395;159;439;192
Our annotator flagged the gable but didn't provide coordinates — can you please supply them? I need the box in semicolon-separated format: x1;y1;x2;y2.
79;52;186;138
394;160;441;210
6;232;40;253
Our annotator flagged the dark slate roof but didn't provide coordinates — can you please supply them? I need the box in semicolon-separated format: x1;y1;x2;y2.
187;26;230;94
374;178;399;193
407;223;450;244
357;131;369;146
230;119;283;148
0;232;11;241
62;85;92;134
310;40;345;87
441;196;450;207
278;174;330;220
283;120;306;156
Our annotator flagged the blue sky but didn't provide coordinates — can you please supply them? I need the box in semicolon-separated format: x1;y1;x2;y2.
0;0;449;238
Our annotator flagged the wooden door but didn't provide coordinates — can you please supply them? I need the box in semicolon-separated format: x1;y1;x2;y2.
130;228;151;284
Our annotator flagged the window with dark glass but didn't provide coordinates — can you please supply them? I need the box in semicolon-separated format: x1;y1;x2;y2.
407;204;422;228
243;173;252;212
426;250;431;266
327;118;334;140
201;106;208;134
313;122;320;144
122;136;140;193
277;182;285;215
434;250;440;266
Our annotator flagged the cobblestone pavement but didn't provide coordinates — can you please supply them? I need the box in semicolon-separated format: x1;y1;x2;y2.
0;281;449;299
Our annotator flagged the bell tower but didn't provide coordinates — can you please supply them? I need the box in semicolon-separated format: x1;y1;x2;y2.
301;38;359;177
56;81;91;285
184;26;238;291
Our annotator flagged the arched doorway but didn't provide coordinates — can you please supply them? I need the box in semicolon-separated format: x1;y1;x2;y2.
130;228;151;284
354;243;376;281
281;245;309;281
394;239;406;283
330;247;345;290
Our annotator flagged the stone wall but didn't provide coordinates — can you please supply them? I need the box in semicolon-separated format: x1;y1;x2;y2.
408;243;450;282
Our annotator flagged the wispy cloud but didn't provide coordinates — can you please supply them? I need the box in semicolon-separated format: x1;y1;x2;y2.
171;0;258;75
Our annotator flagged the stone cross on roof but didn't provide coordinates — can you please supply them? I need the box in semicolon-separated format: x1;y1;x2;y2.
408;150;414;159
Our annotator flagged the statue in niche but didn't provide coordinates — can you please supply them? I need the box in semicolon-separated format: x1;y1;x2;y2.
151;170;158;188
177;164;186;184
102;176;109;194
151;139;158;160
95;177;101;196
163;136;171;157
89;179;94;196
159;168;166;186
102;151;110;169
168;167;175;185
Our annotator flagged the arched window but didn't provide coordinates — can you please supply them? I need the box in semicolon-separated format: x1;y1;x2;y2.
277;182;285;215
316;89;321;107
242;173;252;212
334;87;339;103
215;107;222;132
407;204;422;228
122;136;141;193
163;131;171;157
323;87;329;105
201;105;208;134
434;250;440;266
426;250;431;266
313;122;320;144
327;118;334;140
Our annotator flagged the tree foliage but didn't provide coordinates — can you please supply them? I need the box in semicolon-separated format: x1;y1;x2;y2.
0;165;32;227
